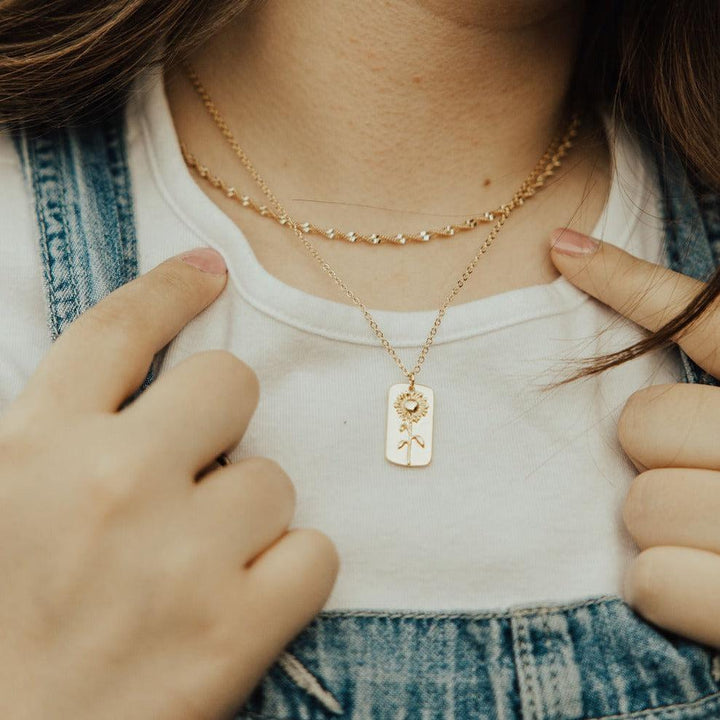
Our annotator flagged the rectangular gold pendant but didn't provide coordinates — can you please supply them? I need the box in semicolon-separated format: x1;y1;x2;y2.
385;383;434;467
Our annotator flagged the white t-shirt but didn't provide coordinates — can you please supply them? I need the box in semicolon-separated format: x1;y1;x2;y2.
0;69;683;612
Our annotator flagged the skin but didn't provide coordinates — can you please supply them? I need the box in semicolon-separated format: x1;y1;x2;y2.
551;230;720;649
0;249;338;719
1;1;716;718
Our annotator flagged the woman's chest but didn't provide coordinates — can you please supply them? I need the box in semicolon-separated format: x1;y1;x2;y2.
159;287;684;610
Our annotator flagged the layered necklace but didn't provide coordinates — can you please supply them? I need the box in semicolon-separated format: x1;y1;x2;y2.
180;61;580;467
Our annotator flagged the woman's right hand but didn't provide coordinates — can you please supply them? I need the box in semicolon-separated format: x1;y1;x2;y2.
0;247;338;720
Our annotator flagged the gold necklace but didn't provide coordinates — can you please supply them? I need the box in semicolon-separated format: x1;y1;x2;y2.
181;143;565;246
182;61;580;467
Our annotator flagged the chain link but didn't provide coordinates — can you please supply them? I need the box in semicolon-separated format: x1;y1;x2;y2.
182;60;580;384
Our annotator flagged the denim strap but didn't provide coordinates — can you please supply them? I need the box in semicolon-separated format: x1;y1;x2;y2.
652;145;720;386
13;113;160;400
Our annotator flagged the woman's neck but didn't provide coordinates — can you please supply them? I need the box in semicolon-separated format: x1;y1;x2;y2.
171;0;585;220
165;0;610;312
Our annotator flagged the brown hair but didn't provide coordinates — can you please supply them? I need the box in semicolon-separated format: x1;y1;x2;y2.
564;0;720;381
1;0;719;382
0;0;256;130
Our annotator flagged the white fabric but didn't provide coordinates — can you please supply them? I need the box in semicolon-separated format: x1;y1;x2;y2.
0;69;683;611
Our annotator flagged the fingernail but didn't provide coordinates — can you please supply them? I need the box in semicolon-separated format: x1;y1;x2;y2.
550;228;601;256
178;247;227;275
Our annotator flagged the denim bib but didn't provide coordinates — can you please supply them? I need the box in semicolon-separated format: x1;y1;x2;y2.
13;113;720;719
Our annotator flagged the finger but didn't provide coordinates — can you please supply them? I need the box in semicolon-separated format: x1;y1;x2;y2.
624;545;720;649
212;530;339;706
192;456;296;563
549;228;720;377
15;248;228;416
239;529;339;649
623;467;720;554
121;350;259;476
618;383;720;470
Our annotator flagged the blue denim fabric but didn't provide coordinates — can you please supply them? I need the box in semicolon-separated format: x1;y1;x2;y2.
12;115;720;718
12;113;161;402
239;596;720;720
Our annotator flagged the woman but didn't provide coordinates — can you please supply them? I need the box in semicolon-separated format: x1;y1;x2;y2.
1;1;719;718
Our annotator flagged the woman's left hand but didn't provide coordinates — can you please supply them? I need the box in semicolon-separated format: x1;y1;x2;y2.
550;227;720;650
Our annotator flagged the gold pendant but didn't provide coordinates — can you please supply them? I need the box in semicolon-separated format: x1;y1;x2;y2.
385;383;434;467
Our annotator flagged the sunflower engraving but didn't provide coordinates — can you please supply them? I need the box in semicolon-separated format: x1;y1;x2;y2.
393;389;429;465
394;390;429;423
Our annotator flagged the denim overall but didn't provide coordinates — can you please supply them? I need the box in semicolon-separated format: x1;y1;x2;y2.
13;111;720;719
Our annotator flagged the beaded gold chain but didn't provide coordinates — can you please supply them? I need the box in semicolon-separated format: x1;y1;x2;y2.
181;138;573;246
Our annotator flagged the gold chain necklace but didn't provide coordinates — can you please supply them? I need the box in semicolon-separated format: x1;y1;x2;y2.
181;143;565;245
182;61;580;467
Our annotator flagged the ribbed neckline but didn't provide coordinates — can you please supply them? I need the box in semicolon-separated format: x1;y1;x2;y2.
132;66;645;348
